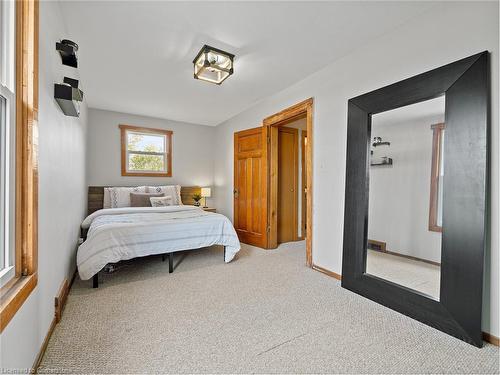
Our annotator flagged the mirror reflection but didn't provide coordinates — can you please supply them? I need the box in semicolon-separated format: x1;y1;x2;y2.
366;96;445;300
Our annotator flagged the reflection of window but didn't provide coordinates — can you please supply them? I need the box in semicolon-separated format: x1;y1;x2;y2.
429;123;445;232
120;125;172;177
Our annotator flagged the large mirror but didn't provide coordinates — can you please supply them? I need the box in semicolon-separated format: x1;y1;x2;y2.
341;52;489;347
366;96;445;300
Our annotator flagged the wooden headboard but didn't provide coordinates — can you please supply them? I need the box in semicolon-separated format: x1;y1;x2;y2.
88;186;201;215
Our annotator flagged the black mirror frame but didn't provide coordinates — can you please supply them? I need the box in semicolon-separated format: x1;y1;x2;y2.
341;51;489;347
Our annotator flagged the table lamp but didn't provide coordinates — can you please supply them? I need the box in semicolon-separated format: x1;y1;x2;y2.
201;187;211;208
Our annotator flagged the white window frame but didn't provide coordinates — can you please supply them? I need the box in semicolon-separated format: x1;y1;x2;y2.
0;0;16;287
126;130;168;173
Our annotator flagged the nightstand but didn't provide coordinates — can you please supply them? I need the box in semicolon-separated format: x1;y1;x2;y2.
202;207;216;213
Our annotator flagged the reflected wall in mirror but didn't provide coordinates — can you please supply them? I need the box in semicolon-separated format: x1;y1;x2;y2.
366;96;445;300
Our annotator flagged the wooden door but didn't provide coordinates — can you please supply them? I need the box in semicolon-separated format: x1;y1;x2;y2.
233;127;268;248
277;127;299;243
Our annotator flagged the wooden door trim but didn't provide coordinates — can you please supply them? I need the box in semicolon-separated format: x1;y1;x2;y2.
277;127;299;242
263;98;313;266
299;130;307;240
268;125;279;248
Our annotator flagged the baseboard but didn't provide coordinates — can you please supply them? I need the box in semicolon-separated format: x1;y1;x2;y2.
311;263;498;346
54;279;69;323
312;263;342;281
54;270;78;323
381;249;441;267
32;270;77;373
483;332;500;346
69;269;77;287
31;315;56;373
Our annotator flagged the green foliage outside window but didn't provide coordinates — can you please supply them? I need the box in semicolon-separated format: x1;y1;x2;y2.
128;134;165;171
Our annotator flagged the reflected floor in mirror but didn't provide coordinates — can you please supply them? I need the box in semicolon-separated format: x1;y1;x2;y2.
366;249;440;299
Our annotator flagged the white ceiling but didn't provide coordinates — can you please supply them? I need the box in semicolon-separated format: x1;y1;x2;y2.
59;1;439;126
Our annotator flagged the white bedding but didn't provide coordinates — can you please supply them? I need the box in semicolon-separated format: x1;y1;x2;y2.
77;206;241;280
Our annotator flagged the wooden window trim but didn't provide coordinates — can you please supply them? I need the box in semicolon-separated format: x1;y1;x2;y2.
0;0;39;333
429;122;445;233
119;124;173;177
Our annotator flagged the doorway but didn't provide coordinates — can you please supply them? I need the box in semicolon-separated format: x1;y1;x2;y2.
264;98;313;266
232;98;313;265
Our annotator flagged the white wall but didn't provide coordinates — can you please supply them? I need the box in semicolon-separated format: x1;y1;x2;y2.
213;2;499;336
87;109;215;204
368;115;443;263
0;1;89;370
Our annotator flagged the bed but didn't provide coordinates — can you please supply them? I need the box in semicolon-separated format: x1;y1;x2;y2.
78;186;241;287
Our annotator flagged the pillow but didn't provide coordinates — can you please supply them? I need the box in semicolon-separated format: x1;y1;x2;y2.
103;188;112;209
150;196;173;207
147;185;182;205
130;192;164;207
109;186;147;208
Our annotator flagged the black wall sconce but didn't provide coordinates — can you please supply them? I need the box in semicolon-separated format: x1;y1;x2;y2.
54;77;84;117
56;39;78;68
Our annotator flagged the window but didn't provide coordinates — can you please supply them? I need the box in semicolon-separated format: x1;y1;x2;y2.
429;122;445;232
0;0;38;333
120;125;173;177
0;0;16;287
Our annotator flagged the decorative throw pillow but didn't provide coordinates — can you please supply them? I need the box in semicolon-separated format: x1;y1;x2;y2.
147;185;182;205
103;187;112;209
150;196;173;207
110;186;147;208
130;192;164;207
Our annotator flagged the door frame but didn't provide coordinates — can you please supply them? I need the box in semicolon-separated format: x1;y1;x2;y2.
300;130;307;240
263;98;314;266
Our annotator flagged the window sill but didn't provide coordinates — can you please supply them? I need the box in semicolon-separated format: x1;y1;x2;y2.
429;225;443;233
0;273;37;332
121;171;172;177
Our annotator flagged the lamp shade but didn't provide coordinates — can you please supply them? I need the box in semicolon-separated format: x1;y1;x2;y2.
201;187;211;198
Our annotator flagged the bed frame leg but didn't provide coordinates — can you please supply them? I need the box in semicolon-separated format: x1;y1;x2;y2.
92;273;99;288
224;246;226;262
162;254;166;262
168;252;173;273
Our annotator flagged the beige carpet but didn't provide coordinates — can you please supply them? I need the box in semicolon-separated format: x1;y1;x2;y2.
39;242;499;374
366;250;441;299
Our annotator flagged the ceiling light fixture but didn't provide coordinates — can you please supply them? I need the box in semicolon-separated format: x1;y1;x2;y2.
193;45;234;85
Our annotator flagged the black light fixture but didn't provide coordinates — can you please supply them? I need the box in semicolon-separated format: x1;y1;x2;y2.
56;39;78;68
54;77;84;117
193;45;234;85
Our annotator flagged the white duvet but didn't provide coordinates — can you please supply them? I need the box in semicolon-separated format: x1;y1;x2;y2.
77;206;241;280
